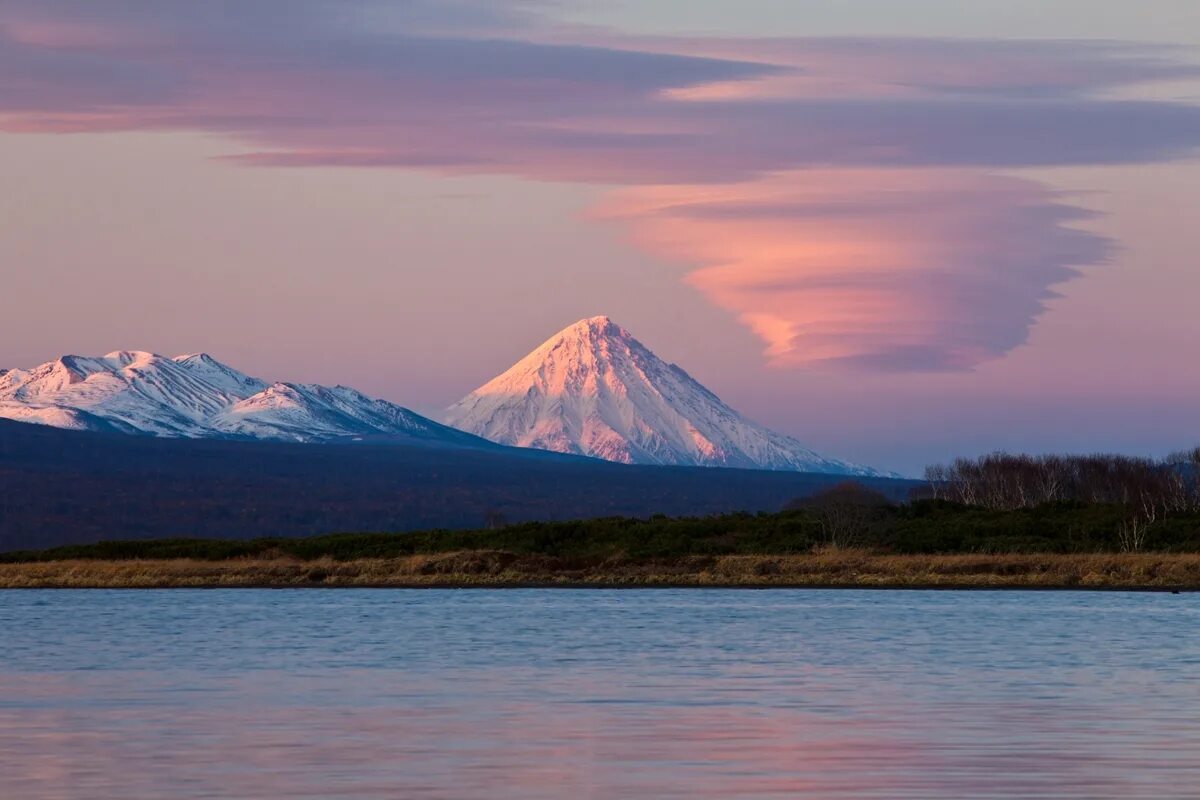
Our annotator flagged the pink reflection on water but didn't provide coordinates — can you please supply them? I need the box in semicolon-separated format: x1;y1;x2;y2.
2;668;1194;800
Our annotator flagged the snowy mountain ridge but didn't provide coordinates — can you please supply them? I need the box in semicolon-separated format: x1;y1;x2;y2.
443;317;881;476
4;329;884;475
0;350;476;445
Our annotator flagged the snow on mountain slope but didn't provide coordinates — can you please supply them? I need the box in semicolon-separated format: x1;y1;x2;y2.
0;351;259;437
0;351;476;446
0;402;138;434
443;317;881;475
173;352;268;398
209;382;482;444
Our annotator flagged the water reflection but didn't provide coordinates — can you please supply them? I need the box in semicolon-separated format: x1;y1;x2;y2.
1;590;1197;799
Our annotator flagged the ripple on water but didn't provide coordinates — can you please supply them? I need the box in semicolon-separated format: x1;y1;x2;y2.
0;589;1197;799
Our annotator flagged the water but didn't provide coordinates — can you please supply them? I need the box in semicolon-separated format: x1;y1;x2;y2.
1;589;1197;799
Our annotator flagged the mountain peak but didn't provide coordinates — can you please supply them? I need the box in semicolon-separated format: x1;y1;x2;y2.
573;314;616;329
561;315;628;339
444;320;879;475
173;352;217;365
54;355;87;376
103;350;159;365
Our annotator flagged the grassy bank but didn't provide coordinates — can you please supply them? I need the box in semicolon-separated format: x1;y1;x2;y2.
2;551;1199;589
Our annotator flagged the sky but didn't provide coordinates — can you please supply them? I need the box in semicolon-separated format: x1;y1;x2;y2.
2;0;1199;475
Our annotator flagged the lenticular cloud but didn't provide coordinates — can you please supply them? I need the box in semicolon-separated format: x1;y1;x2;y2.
598;171;1111;370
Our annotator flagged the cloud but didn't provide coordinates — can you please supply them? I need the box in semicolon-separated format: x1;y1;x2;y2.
1;1;1197;370
597;171;1111;370
646;36;1200;100
4;2;1199;178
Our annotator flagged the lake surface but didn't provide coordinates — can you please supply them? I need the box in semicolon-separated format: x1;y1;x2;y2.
1;589;1197;799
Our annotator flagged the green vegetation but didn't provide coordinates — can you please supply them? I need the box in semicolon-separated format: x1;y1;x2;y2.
6;497;1200;565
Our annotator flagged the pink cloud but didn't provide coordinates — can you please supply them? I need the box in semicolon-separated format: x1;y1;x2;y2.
597;170;1109;369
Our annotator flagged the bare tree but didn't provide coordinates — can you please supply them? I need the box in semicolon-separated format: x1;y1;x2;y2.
927;450;1196;513
923;464;948;501
793;482;891;550
1165;447;1200;512
1117;516;1150;553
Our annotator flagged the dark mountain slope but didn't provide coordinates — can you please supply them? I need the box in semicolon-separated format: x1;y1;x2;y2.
0;420;914;551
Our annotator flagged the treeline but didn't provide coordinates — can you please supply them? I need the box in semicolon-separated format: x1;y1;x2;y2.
921;449;1200;550
923;449;1200;510
7;496;1200;563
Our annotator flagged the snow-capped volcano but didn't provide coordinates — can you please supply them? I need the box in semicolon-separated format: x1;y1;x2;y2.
0;350;480;446
443;317;880;475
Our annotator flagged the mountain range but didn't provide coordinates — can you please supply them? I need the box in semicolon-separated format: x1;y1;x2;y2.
0;318;878;475
0;350;483;447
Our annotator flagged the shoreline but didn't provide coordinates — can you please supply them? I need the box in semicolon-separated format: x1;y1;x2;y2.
2;552;1198;591
0;583;1191;592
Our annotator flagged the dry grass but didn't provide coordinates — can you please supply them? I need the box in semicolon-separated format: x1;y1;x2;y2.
2;550;1199;589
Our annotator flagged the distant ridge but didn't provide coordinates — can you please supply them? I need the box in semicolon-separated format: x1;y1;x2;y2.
444;316;881;475
0;418;917;551
0;350;484;447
